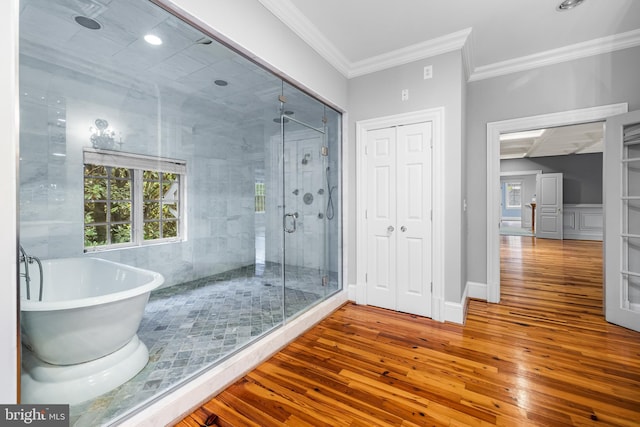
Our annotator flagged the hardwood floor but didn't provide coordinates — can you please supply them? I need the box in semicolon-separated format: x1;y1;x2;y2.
178;237;640;426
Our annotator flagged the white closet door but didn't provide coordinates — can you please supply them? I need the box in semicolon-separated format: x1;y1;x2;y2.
365;123;432;317
366;127;397;310
396;122;432;317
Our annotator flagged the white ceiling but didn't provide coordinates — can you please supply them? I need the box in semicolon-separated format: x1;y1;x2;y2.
500;122;604;160
258;0;640;79
258;0;636;157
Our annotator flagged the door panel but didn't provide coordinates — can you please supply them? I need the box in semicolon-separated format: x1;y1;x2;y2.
536;173;563;239
605;110;640;332
282;117;327;319
396;123;432;317
366;123;432;317
366;128;397;310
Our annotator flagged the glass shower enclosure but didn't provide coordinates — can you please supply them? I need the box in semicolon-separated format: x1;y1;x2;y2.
17;0;342;425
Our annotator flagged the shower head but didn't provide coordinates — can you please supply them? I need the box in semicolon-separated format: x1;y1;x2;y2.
196;37;213;45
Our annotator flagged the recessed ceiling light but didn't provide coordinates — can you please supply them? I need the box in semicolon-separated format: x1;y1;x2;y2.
500;129;546;141
144;34;163;45
74;16;101;30
557;0;586;11
214;80;228;86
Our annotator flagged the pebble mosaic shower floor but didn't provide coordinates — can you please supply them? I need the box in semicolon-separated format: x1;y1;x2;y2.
69;262;336;426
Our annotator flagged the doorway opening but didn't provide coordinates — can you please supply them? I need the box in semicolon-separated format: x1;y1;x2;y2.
486;103;628;303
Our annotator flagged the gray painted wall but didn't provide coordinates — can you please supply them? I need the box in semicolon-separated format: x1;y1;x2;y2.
466;46;640;285
501;153;603;204
348;50;466;302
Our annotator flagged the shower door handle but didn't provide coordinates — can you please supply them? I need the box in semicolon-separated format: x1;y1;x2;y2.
284;212;298;233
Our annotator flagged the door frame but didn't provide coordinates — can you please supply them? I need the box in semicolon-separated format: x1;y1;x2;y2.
604;109;640;331
486;103;628;303
356;108;445;321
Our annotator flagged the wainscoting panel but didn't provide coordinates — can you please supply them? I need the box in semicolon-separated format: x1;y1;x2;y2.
563;204;603;241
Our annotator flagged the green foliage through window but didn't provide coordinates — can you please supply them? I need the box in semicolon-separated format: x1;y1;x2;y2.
84;164;132;247
83;160;182;250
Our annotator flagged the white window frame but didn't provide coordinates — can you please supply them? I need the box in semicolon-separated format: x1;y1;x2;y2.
505;181;522;209
83;148;187;251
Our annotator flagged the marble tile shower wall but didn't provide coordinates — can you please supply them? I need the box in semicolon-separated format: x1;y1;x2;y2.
19;71;261;289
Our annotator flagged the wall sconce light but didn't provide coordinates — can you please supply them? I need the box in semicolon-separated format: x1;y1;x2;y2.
90;118;121;149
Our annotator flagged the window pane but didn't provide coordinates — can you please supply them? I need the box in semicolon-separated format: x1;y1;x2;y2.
162;203;178;219
143;180;160;200
110;179;131;200
111;202;132;222
111;224;132;244
143;170;159;180
162;181;178;200
506;183;522;208
143;221;160;240
85;201;107;223
85;225;107;247
163;220;178;238
84;164;107;177
144;202;161;220
112;167;130;179
162;172;177;182
84;178;107;200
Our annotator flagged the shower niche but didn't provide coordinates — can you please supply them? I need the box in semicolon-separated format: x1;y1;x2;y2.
17;0;341;425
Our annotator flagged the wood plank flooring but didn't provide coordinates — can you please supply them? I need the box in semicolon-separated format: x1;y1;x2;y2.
177;237;640;426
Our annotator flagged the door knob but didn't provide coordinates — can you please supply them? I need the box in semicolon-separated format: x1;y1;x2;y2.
400;226;407;232
387;225;394;232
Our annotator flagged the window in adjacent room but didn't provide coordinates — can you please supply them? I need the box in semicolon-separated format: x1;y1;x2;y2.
506;181;522;209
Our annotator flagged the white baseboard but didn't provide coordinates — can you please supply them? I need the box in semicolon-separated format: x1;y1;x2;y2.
564;233;602;241
444;284;469;325
467;281;487;300
444;301;465;324
126;291;349;427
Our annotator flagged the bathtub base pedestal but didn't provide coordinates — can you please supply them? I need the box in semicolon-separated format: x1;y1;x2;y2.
21;335;149;405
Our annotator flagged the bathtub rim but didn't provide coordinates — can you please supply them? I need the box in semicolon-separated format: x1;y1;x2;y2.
20;257;164;312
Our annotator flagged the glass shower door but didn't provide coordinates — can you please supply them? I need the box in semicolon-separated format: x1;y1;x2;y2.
282;113;329;319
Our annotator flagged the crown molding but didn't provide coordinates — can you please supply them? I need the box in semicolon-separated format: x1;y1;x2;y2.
258;1;640;82
461;28;475;81
469;28;640;82
257;0;351;76
347;28;472;78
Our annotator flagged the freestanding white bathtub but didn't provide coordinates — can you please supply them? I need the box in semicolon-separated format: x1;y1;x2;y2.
20;257;164;405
